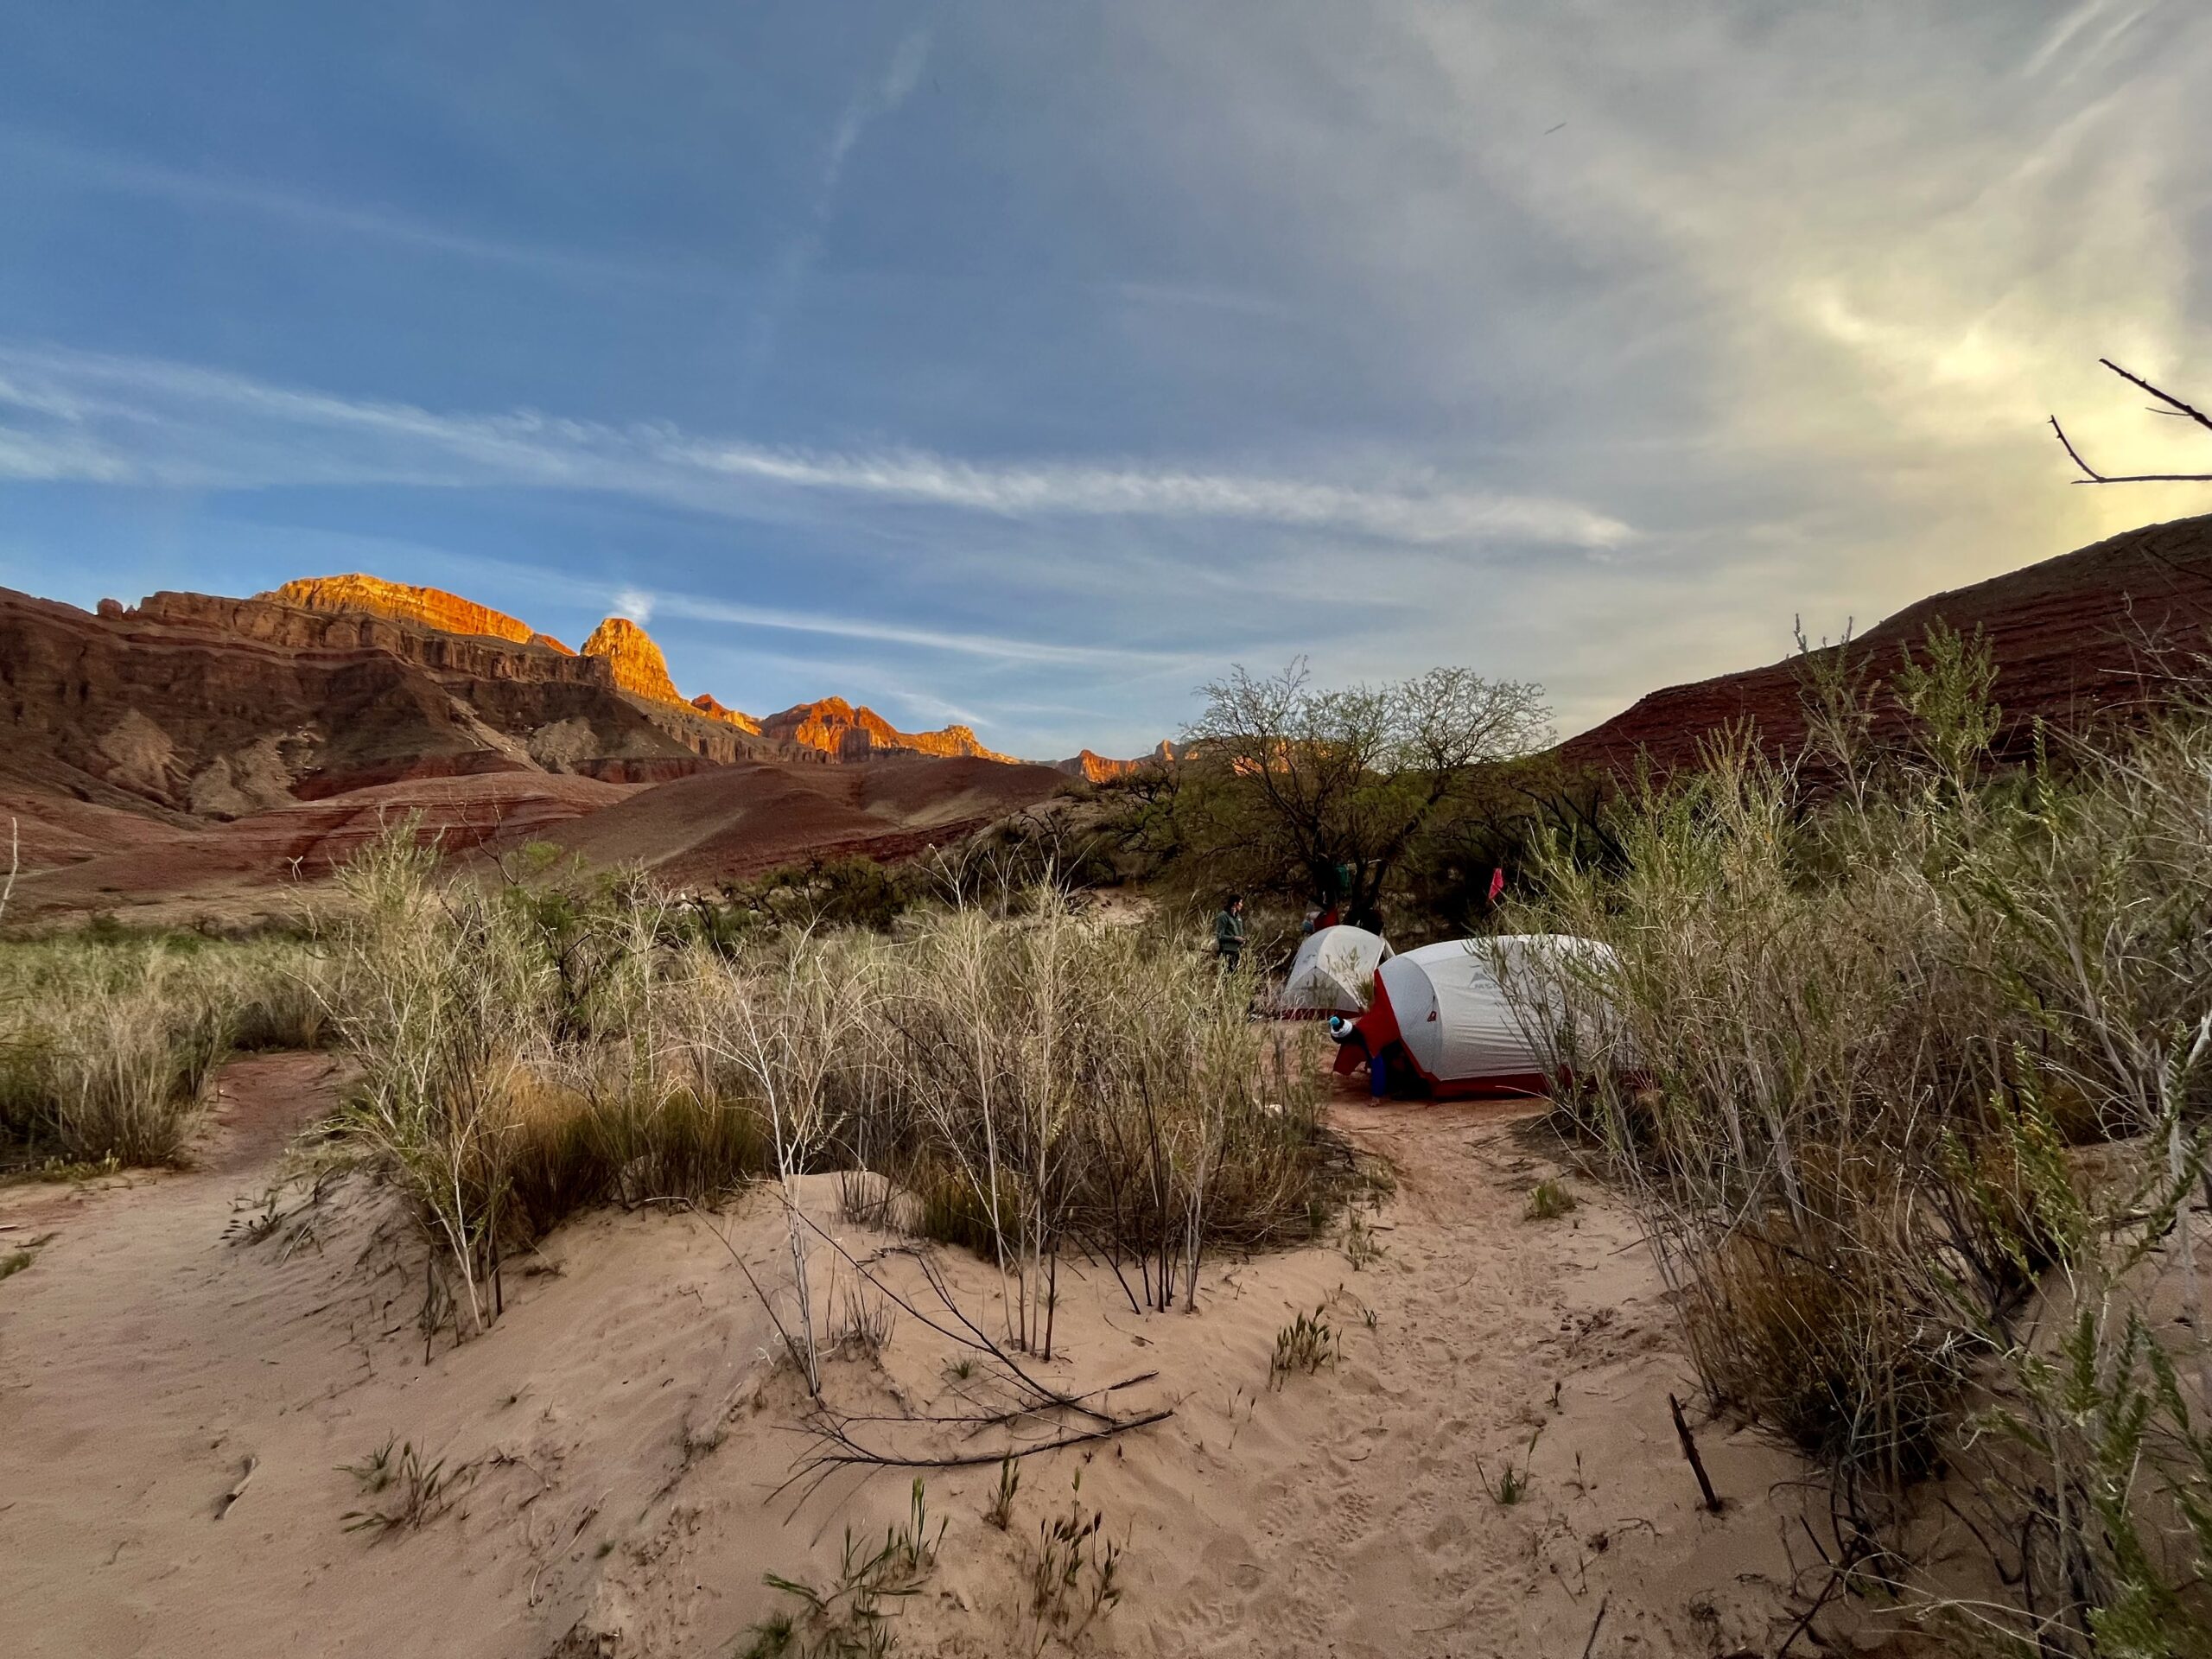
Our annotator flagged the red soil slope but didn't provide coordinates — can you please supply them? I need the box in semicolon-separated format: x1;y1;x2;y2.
9;772;637;919
1555;513;2212;779
494;754;1067;888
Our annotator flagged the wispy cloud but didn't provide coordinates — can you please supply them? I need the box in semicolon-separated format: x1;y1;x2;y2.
639;586;1189;669
1;130;693;289
747;27;934;372
0;340;1630;548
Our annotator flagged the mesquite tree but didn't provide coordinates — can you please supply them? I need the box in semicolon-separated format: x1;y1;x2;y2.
1184;659;1551;922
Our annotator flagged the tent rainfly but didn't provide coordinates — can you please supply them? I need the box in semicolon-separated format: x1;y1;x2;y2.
1276;925;1392;1017
1329;933;1619;1099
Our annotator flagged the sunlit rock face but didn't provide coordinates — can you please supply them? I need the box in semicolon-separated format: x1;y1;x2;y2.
760;696;1016;763
1053;741;1180;781
690;693;763;734
264;575;575;654
581;617;683;705
256;573;1021;765
1052;741;1181;781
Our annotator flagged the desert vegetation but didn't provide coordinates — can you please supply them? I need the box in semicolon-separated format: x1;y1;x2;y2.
0;928;327;1170
315;830;1346;1354
1502;626;2212;1652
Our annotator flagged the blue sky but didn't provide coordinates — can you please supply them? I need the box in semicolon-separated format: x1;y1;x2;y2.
3;2;2209;759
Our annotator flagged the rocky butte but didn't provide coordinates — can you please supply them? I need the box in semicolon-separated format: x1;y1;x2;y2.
758;696;1016;765
580;616;683;705
259;574;1021;765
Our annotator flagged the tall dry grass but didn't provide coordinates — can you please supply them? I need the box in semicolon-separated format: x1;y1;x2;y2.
0;931;329;1167
1505;630;2212;1650
322;833;1343;1357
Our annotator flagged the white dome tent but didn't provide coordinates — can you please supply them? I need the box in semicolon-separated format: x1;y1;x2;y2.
1331;933;1621;1098
1276;925;1391;1017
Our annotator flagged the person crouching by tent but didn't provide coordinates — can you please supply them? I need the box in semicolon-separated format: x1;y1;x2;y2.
1212;893;1246;971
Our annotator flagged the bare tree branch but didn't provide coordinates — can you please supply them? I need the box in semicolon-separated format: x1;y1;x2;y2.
2050;359;2212;485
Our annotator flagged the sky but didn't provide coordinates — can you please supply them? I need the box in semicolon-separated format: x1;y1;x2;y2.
2;1;2209;760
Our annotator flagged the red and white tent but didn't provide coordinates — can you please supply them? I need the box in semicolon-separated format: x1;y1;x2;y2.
1330;934;1619;1098
1276;925;1391;1017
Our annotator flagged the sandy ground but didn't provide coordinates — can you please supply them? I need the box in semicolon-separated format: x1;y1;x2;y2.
0;1057;1897;1658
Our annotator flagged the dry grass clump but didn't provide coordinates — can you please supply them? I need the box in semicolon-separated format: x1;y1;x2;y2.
322;830;1347;1353
0;932;330;1167
1680;1223;1963;1479
1509;628;2212;1649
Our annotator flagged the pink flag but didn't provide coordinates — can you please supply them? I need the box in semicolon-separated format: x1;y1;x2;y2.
1487;866;1505;904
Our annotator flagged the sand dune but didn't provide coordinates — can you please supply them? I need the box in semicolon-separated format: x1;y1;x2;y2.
0;1056;1859;1658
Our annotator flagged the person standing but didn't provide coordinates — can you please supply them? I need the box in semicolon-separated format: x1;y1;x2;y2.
1212;893;1246;970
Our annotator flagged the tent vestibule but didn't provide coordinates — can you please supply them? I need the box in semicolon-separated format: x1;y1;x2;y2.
1329;934;1618;1099
1277;925;1391;1017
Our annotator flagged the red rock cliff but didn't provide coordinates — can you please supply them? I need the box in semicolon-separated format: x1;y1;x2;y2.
690;692;762;734
582;617;683;705
1054;741;1179;781
760;696;1015;764
264;575;575;653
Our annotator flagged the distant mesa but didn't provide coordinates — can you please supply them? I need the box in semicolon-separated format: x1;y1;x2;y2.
256;572;1021;765
760;696;1017;765
265;575;575;655
1054;741;1179;782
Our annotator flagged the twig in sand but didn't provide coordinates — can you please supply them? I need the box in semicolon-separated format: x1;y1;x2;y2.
1775;1530;1873;1656
1580;1592;1610;1659
214;1455;258;1520
1669;1392;1722;1512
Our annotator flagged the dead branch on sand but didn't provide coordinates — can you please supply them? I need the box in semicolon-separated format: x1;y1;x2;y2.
693;1198;1173;1503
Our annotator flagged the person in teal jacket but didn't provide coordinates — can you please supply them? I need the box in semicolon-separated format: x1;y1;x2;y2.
1212;893;1246;970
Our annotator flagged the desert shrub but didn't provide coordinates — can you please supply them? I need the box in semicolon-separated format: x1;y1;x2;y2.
1504;635;2212;1649
1679;1222;1966;1478
321;825;1350;1355
0;932;330;1166
1526;1177;1576;1220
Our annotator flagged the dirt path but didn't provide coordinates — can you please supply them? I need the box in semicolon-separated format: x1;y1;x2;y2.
0;1065;1853;1659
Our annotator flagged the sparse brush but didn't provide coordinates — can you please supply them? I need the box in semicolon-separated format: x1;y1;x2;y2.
1500;635;2212;1649
1681;1224;1964;1479
984;1454;1020;1530
1268;1306;1339;1389
339;1434;397;1492
830;1273;896;1358
340;1440;463;1536
0;931;329;1168
315;821;1352;1357
1028;1477;1123;1643
1526;1178;1575;1221
1476;1426;1542;1506
745;1478;942;1658
1341;1206;1386;1267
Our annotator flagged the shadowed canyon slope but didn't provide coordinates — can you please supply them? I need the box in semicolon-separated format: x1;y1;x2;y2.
0;577;1064;919
1555;513;2212;779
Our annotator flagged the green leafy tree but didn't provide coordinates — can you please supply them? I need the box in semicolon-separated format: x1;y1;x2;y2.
1182;659;1551;921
